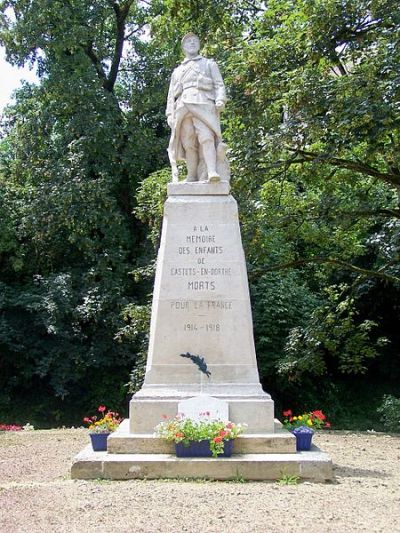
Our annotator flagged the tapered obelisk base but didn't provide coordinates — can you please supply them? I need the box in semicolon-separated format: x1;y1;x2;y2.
129;182;274;433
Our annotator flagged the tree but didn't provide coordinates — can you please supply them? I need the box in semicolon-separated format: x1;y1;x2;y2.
221;0;400;415
0;0;174;424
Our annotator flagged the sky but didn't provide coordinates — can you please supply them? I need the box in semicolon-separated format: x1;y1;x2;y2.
0;47;38;112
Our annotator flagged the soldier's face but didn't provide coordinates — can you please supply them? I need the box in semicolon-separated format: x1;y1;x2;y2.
183;36;200;56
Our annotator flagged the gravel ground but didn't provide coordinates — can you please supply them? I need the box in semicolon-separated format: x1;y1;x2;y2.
0;428;399;533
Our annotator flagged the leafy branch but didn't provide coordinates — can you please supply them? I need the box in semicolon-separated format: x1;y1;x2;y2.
286;148;400;189
251;257;400;284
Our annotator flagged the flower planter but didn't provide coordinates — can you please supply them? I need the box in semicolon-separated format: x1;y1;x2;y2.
90;432;110;451
291;426;314;451
175;439;234;458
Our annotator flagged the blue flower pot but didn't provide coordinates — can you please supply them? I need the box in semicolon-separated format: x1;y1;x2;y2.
90;432;110;451
175;439;234;457
291;427;314;451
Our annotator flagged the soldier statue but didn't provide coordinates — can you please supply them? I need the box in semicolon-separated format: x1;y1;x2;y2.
166;33;230;183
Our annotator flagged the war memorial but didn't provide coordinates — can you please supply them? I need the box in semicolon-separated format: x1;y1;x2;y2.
72;34;332;481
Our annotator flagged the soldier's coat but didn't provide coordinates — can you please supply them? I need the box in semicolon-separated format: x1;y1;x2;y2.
166;55;227;179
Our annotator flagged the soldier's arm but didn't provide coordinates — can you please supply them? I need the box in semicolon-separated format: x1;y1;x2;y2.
166;71;176;123
209;60;227;107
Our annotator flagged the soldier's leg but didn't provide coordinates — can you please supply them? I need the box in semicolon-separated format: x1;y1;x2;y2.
192;118;220;182
181;117;199;182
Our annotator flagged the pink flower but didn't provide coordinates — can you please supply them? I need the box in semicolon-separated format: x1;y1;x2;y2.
0;424;22;431
283;409;292;418
98;405;106;413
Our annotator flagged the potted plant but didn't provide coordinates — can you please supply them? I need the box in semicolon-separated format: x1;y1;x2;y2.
83;405;122;451
282;409;331;451
155;413;246;457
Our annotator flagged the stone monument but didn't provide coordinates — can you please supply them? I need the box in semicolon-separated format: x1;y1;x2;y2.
71;34;332;481
129;32;275;434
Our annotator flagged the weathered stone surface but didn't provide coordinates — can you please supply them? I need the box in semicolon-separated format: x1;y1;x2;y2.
178;395;229;422
71;446;333;481
233;431;296;454
107;421;297;455
130;393;274;434
142;195;260;388
130;193;274;434
70;446;105;480
167;182;230;196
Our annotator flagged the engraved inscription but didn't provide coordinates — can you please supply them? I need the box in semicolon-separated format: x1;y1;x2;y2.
170;300;233;311
194;246;223;255
188;280;215;291
170;267;196;276
186;234;216;243
170;223;236;334
184;323;221;333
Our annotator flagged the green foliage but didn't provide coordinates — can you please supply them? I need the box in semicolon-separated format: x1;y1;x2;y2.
116;303;151;394
155;415;245;457
0;0;399;429
279;284;389;380
250;271;319;380
0;0;172;423
377;395;400;432
222;0;400;419
134;168;170;247
277;473;300;486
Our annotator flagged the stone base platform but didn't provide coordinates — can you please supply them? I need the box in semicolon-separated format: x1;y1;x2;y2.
71;445;332;482
108;420;295;454
71;421;333;482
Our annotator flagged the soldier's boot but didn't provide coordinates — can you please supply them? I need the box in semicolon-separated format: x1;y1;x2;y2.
185;148;199;182
202;140;220;182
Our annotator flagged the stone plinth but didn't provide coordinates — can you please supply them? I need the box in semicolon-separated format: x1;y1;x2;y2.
167;181;230;196
71;183;333;482
108;420;296;455
129;187;274;434
71;446;333;482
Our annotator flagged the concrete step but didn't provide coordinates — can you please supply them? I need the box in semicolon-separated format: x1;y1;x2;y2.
107;419;297;454
71;445;333;482
108;431;296;454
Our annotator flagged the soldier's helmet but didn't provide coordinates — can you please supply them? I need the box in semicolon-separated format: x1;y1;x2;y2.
181;33;200;48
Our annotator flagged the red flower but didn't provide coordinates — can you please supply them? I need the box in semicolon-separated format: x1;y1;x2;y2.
219;430;228;438
283;409;292;418
213;436;223;443
324;422;331;428
98;405;106;413
83;417;90;423
311;410;326;420
175;432;185;438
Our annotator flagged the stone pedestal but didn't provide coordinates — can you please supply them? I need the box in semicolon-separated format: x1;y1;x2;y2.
71;181;333;482
129;182;274;433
